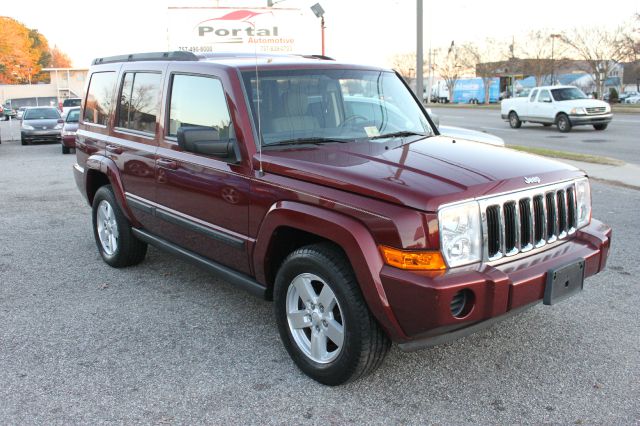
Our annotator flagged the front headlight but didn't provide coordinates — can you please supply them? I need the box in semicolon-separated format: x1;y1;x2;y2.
575;178;591;228
605;104;611;113
570;107;586;115
22;124;34;130
54;123;63;130
62;130;76;137
438;201;482;267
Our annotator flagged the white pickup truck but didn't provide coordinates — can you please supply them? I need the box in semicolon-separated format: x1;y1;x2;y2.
501;85;613;133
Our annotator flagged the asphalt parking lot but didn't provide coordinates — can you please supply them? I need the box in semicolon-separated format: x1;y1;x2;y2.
0;131;639;423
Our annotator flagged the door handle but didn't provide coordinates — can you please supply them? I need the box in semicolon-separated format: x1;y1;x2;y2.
106;144;123;154
157;158;178;170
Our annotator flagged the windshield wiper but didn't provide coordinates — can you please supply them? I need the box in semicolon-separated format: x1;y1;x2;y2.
369;131;429;140
265;137;350;147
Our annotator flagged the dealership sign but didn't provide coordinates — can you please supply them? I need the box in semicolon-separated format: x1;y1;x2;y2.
167;7;317;54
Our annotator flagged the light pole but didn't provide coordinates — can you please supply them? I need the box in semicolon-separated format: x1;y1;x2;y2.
416;0;424;101
550;33;561;85
310;3;326;56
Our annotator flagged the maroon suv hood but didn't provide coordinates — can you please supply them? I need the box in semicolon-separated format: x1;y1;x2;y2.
260;136;584;212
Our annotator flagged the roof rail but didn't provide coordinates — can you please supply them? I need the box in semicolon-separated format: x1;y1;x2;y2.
300;54;335;61
92;51;198;66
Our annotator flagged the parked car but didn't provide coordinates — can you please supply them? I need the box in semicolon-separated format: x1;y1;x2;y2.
2;105;16;120
20;107;63;145
501;85;612;132
61;107;80;154
16;107;28;120
623;95;640;104
74;51;611;385
60;98;82;119
619;91;638;103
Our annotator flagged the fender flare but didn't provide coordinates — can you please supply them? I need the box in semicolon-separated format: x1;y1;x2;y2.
253;200;408;341
85;154;140;227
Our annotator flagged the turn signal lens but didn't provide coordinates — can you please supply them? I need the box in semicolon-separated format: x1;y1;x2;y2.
379;246;447;270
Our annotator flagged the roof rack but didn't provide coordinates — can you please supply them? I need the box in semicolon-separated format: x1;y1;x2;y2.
299;54;335;61
92;51;198;66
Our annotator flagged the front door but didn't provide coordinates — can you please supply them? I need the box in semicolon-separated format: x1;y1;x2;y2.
154;68;251;274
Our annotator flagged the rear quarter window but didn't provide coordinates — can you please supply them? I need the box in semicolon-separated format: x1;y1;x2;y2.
84;72;116;126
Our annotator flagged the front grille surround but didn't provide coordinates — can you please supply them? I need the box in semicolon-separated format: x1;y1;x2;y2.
479;180;579;263
586;107;606;114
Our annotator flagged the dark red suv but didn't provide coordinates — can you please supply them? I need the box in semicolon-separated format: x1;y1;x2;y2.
73;51;611;385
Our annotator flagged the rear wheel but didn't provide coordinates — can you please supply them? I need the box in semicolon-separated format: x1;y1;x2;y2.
593;123;608;131
274;243;390;385
508;111;522;129
92;185;147;267
62;145;70;154
557;114;572;133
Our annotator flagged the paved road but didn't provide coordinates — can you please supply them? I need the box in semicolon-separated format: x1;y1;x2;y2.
0;140;639;424
430;107;640;165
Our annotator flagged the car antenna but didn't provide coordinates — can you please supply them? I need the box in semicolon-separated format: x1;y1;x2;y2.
254;40;264;177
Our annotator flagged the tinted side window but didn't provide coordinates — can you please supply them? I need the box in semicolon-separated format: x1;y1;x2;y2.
168;74;231;138
84;72;116;126
117;72;161;134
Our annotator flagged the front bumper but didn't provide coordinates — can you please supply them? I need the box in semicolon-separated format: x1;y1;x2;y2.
22;130;62;142
381;219;611;349
568;113;613;126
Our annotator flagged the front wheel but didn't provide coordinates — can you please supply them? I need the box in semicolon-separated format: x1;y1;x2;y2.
274;243;390;386
593;123;608;131
92;185;147;267
557;114;572;133
508;111;522;129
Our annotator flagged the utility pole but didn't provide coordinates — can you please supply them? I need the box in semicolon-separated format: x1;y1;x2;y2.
416;0;424;102
550;34;561;86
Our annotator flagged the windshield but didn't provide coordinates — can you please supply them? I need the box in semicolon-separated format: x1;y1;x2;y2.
66;109;80;122
241;69;434;147
24;108;60;120
63;99;81;107
551;87;588;101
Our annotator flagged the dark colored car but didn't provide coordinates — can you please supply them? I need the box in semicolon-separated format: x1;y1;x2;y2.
61;107;80;154
73;52;611;386
21;107;63;145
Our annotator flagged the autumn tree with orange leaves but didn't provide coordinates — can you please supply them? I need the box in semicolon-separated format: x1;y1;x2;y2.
0;17;73;84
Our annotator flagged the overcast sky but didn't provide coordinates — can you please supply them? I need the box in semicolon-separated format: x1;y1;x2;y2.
3;0;638;68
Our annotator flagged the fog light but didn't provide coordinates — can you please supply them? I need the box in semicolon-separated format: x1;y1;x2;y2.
450;289;474;318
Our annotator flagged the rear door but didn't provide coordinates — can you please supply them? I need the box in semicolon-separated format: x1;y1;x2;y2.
153;65;252;274
78;67;119;168
107;63;166;233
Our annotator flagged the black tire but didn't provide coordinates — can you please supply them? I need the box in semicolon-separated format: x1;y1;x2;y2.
593;123;608;131
92;185;147;267
21;136;27;146
557;114;572;133
508;111;522;129
274;243;390;386
62;145;70;154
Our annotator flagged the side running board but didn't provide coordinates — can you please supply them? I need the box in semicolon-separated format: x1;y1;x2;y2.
131;228;267;299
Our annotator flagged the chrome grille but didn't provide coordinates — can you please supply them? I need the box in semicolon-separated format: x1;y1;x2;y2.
481;181;578;262
586;107;606;114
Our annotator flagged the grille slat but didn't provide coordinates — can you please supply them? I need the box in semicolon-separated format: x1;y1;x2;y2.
482;182;579;262
586;107;606;114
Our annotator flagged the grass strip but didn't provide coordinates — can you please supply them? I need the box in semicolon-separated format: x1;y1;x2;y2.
508;145;624;166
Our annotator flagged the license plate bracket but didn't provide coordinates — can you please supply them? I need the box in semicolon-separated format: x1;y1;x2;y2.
544;259;585;305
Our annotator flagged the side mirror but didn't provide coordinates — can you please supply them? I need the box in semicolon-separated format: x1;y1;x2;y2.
177;126;235;158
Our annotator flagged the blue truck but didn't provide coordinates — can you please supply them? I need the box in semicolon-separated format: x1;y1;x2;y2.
452;77;500;104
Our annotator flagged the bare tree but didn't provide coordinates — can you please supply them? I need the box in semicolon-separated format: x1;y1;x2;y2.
436;42;465;103
561;25;628;99
517;30;571;86
460;39;508;104
390;52;424;80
